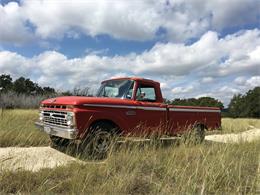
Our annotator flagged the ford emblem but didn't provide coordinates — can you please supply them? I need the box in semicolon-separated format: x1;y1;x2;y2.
49;98;56;103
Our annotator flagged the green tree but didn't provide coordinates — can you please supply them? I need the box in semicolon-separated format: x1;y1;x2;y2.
197;97;224;109
243;87;260;118
228;87;260;118
43;86;55;94
228;94;243;117
13;77;38;94
169;97;223;108
0;74;13;92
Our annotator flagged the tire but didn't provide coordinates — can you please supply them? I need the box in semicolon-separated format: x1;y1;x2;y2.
182;124;205;145
50;135;70;148
81;122;117;159
193;124;205;144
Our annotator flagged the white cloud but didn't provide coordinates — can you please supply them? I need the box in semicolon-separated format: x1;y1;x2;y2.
0;0;259;43
171;86;194;94
160;82;170;90
234;76;247;85
22;0;160;41
245;76;260;88
85;48;109;56
0;29;259;105
0;51;33;77
206;0;259;30
132;30;260;78
0;2;33;44
201;77;214;83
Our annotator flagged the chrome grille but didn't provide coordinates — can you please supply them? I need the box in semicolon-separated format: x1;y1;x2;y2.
42;105;67;109
42;110;68;127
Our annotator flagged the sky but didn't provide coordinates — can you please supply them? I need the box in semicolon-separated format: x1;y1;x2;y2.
0;0;260;106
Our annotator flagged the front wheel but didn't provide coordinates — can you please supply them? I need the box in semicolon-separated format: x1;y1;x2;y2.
81;122;117;159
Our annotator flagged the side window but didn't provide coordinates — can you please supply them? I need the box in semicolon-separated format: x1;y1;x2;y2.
136;84;156;102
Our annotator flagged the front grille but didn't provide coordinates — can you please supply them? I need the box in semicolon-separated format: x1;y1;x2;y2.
42;105;67;109
42;110;69;127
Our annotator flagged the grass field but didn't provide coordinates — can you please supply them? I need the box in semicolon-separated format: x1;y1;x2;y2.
0;109;49;147
0;109;259;194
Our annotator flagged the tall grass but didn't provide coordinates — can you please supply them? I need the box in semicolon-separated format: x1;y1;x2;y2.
0;141;259;194
221;118;260;133
0;109;259;193
0;109;49;146
0;91;51;109
0;88;92;109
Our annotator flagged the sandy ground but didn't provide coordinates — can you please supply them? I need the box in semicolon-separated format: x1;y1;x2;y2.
205;127;260;143
0;146;85;172
0;128;260;173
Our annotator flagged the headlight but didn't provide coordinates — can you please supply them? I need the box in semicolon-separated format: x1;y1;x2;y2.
66;112;74;127
39;111;44;122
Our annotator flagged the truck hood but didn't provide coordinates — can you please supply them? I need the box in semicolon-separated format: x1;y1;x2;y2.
41;96;133;106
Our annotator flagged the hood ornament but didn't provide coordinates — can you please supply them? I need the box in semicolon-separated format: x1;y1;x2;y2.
49;98;56;103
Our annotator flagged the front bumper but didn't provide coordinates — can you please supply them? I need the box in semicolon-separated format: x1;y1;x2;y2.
35;122;77;139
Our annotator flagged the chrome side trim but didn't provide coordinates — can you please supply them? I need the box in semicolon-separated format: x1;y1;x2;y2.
84;104;135;109
169;108;221;113
141;107;165;111
83;104;166;111
83;104;220;112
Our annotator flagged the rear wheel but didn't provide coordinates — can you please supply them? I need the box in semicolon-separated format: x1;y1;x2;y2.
193;124;205;143
182;124;205;145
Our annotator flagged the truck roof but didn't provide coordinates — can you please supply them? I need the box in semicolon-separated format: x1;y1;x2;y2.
102;77;160;85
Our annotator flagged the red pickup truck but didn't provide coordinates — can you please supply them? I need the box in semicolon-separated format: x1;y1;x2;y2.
35;77;221;154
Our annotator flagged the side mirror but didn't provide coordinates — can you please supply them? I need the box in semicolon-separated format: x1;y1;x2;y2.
137;91;146;100
140;92;146;99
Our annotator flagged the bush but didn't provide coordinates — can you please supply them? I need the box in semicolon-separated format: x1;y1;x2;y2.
0;91;54;109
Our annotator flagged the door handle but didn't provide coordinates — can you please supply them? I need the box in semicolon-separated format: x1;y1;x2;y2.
126;110;136;116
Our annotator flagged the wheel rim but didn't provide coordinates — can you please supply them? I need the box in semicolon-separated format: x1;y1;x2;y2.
93;132;111;153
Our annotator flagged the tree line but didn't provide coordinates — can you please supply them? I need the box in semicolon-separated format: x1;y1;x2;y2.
166;88;259;118
0;74;91;96
166;97;224;109
0;74;55;95
227;87;260;118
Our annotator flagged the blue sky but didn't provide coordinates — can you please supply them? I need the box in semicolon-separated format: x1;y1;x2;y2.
0;0;260;106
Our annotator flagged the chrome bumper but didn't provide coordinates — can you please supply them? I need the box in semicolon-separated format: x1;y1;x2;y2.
35;122;77;139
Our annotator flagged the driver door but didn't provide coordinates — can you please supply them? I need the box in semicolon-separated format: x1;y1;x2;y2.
134;83;167;135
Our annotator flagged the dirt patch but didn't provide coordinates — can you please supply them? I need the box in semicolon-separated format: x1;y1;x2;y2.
205;128;260;143
0;146;85;172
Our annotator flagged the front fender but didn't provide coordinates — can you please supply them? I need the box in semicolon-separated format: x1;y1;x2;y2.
75;108;128;138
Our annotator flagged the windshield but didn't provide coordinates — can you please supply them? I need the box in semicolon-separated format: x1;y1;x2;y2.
96;79;134;99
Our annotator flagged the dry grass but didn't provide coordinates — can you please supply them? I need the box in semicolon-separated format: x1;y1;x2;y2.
0;109;49;147
0;92;50;109
0;109;259;194
221;118;260;133
0;142;259;194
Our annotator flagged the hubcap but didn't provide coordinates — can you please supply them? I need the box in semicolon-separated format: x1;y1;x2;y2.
93;132;111;153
